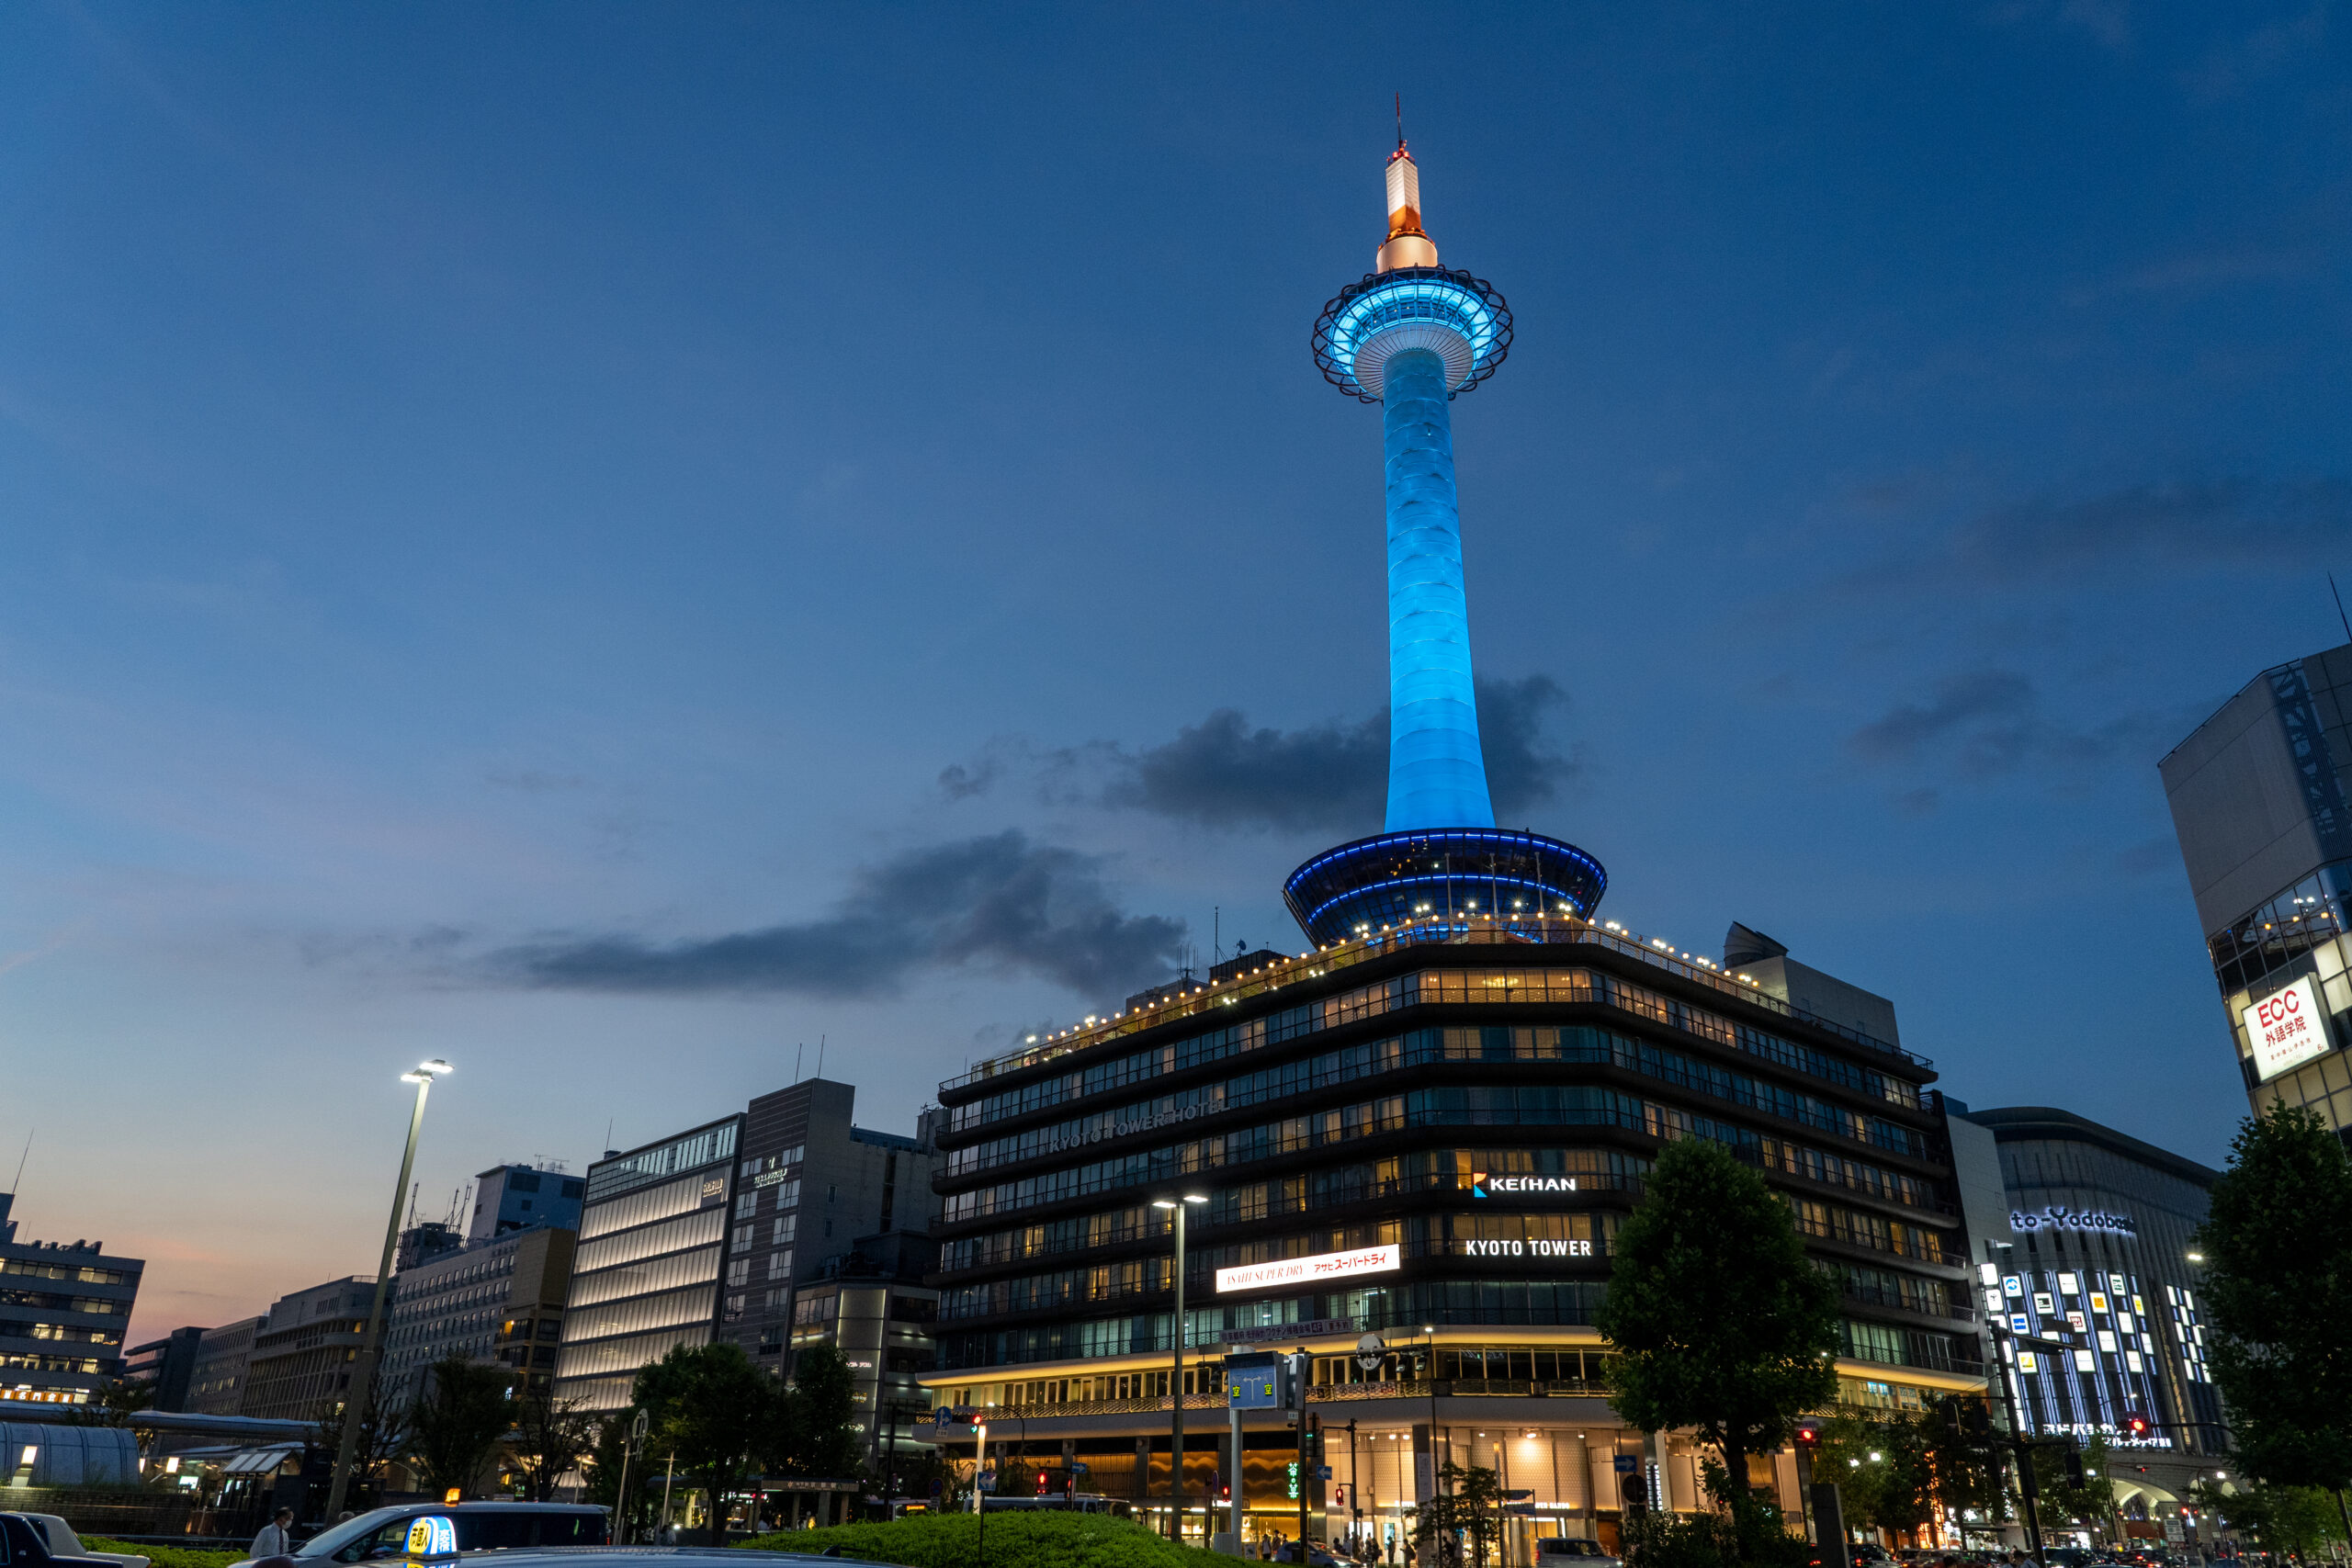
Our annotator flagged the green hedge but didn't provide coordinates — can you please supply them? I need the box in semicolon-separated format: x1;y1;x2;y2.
81;1539;243;1568
736;1512;1237;1568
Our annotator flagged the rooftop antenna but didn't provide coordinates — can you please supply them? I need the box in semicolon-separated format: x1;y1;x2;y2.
1396;92;1405;153
406;1181;420;1228
604;1117;614;1154
816;1035;826;1078
11;1130;29;1193
794;1043;805;1084
2332;572;2351;643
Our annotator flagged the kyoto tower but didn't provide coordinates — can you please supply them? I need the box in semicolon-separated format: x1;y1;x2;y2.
1283;127;1607;946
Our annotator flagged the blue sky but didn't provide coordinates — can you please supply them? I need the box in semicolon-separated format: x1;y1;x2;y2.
4;3;2346;1339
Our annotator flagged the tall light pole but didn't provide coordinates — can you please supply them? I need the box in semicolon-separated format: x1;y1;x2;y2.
1153;1194;1207;1542
325;1058;452;1519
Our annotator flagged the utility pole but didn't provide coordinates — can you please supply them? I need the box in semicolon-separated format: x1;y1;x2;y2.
1154;1194;1205;1542
1983;1243;2048;1563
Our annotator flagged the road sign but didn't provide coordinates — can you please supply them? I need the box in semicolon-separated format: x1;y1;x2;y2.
1228;1350;1283;1409
1613;1455;1638;1474
1318;1466;1334;1480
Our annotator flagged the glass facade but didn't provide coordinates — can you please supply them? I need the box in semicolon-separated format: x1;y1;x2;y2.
1969;1108;2228;1466
551;1117;740;1411
931;922;1973;1383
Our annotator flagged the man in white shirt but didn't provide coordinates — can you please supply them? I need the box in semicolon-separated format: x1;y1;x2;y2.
250;1507;297;1560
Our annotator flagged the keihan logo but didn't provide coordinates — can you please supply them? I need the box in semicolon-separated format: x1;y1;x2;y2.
1470;1173;1488;1199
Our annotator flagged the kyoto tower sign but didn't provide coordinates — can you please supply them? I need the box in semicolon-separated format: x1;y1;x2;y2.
1283;128;1607;947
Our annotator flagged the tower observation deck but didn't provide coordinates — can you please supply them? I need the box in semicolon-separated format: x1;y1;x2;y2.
1284;133;1606;948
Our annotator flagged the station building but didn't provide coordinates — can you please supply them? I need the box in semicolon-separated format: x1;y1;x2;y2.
919;917;1988;1552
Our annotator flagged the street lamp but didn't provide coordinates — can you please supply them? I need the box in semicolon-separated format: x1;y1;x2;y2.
1153;1195;1207;1542
326;1058;453;1518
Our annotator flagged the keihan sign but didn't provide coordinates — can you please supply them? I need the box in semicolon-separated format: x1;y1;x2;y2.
1470;1172;1577;1197
1216;1245;1400;1294
2245;976;2329;1082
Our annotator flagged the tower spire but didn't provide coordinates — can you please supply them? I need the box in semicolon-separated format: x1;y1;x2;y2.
1376;106;1437;273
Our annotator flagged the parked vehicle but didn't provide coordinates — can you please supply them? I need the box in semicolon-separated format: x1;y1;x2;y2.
20;1515;148;1568
0;1515;119;1568
1536;1538;1623;1568
231;1505;608;1568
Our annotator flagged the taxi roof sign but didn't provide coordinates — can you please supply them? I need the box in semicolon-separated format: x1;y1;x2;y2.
405;1517;458;1562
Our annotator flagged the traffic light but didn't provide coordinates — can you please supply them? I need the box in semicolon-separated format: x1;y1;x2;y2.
2124;1415;2151;1438
1306;1413;1322;1460
1035;1469;1052;1495
2064;1448;2086;1488
1793;1420;1822;1450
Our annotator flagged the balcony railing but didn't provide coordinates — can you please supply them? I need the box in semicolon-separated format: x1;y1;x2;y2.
943;919;1930;1095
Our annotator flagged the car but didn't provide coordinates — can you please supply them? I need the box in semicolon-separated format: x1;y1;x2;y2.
0;1514;120;1568
230;1504;610;1568
1535;1539;1623;1568
19;1515;148;1568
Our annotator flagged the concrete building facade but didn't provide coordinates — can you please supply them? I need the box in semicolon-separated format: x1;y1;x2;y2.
380;1225;576;1411
0;1192;142;1406
239;1277;376;1421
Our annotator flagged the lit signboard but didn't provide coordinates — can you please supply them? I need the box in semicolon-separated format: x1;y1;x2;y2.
404;1517;458;1563
1469;1172;1577;1197
1459;1237;1591;1258
1216;1245;1400;1294
2010;1206;2135;1237
2245;976;2329;1081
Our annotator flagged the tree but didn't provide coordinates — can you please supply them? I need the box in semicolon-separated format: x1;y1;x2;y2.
1598;1137;1841;1507
2192;1477;2346;1560
1918;1396;2007;1532
783;1342;863;1479
408;1357;515;1500
2196;1102;2352;1536
1415;1461;1502;1568
2030;1438;2117;1541
71;1376;154;1427
1815;1411;1935;1540
637;1343;789;1537
509;1389;596;1503
314;1386;411;1510
581;1412;653;1540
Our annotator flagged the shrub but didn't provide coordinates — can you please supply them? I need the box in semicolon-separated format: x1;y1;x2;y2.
83;1540;243;1568
736;1511;1233;1568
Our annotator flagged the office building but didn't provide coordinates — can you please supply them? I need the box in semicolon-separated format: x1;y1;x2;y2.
718;1080;943;1370
553;1116;745;1411
123;1325;205;1413
786;1232;940;1481
1955;1104;2226;1517
2162;642;2352;1137
0;1192;142;1405
239;1276;376;1421
553;1082;944;1412
379;1224;577;1411
184;1314;264;1416
919;135;1988;1553
469;1164;585;1242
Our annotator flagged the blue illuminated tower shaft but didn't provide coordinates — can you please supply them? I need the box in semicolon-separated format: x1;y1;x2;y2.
1383;345;1493;832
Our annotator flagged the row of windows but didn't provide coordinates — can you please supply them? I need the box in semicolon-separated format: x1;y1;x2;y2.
939;1280;1616;1370
1791;1200;1956;1265
735;1179;800;1219
567;1245;720;1309
582;1170;719;1241
729;1214;798;1252
560;1280;718;1347
585;1123;738;1203
0;1290;120;1316
952;968;1921;1135
943;1148;1647;1272
1841;1263;1955;1318
1840;1320;1966;1373
0;1351;105;1373
0;1259;132;1287
0;1320;120;1347
949;1023;1923;1182
573;1205;725;1274
944;1081;1939;1232
554;1324;710;1381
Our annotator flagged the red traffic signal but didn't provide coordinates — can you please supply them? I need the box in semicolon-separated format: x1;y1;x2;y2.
1035;1470;1051;1495
1793;1421;1822;1449
2125;1416;2151;1438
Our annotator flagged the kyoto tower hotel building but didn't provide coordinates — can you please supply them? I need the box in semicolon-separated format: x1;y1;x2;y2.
920;136;1984;1551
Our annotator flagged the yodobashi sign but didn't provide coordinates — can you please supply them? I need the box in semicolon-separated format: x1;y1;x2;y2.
2245;976;2329;1081
1217;1245;1400;1294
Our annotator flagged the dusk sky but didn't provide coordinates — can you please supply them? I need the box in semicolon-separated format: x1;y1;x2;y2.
6;4;2348;1344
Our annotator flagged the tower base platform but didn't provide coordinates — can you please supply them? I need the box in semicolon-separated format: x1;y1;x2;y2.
1283;828;1607;949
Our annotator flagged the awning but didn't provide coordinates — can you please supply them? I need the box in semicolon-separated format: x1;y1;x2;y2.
219;1445;302;1474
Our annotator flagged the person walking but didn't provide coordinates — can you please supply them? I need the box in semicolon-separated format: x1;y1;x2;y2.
251;1508;297;1559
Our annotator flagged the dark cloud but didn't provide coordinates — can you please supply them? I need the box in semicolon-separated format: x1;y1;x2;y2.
950;675;1581;834
1848;670;2167;784
492;830;1183;1000
1949;478;2352;584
